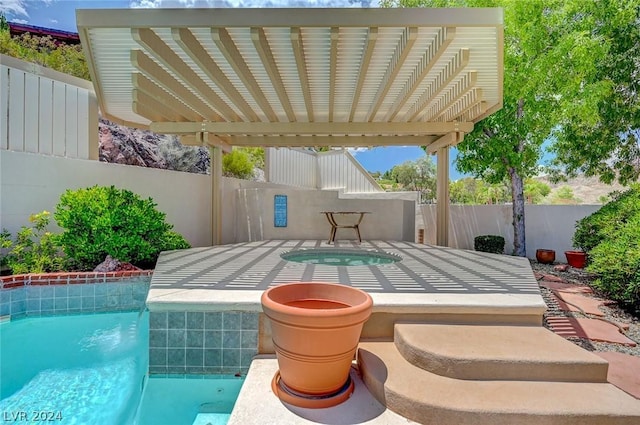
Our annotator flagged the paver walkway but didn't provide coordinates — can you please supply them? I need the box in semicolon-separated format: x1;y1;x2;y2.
538;272;639;399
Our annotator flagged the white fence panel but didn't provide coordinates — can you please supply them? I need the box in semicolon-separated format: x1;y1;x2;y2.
317;150;382;193
266;148;317;188
0;65;8;150
0;55;98;160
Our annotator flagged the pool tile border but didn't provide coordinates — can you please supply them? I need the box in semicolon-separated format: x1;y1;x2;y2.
1;270;153;289
0;271;152;318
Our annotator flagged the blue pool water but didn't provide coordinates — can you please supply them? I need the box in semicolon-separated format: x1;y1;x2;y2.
0;311;242;425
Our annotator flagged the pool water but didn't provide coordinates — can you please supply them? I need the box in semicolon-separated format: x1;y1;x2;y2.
281;248;402;266
0;311;242;425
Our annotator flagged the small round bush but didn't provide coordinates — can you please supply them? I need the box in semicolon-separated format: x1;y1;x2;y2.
474;235;505;254
54;185;190;270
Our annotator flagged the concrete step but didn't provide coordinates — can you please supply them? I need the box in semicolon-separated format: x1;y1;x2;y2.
395;323;609;382
358;341;640;425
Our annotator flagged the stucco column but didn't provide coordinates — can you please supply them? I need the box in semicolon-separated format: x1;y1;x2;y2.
210;146;222;245
436;146;450;247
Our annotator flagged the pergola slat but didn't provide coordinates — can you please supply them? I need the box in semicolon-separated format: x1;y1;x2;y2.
132;73;202;122
132;28;240;121
131;50;222;122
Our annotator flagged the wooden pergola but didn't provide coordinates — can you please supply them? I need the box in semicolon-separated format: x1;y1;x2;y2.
77;7;503;246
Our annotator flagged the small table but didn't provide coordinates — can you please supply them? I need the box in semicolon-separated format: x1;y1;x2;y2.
321;211;370;244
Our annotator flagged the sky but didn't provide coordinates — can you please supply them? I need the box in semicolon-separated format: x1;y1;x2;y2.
0;0;471;179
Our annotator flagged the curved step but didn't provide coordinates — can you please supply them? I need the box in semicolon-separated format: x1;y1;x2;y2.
358;341;640;425
395;323;608;382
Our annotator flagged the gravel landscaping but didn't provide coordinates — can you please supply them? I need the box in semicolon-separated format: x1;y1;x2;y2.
532;260;640;357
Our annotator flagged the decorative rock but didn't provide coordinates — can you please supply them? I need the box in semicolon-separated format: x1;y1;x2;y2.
94;255;140;272
554;264;570;272
541;274;567;283
534;272;544;281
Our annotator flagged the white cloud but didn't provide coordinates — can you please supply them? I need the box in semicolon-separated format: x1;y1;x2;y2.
347;147;369;155
10;18;28;24
49;18;57;23
130;0;376;8
0;0;29;17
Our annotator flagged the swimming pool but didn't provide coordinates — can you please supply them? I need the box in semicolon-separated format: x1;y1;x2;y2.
0;311;242;425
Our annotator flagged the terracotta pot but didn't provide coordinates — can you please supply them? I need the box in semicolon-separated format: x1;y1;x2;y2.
565;250;587;268
536;249;556;264
261;282;373;399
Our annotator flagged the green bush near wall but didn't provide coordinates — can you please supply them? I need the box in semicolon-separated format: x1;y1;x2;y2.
474;235;505;254
574;184;640;312
54;186;190;270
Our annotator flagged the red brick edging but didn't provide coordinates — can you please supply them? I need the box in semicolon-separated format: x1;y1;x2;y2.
1;270;153;289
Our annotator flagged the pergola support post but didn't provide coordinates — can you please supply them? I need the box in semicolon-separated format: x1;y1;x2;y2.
436;145;450;247
210;146;223;245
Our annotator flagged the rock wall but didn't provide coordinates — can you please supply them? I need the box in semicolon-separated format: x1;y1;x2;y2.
98;118;210;174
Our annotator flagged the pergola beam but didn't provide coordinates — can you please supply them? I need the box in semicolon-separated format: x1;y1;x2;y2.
219;135;439;147
386;27;455;122
132;89;188;122
173;28;258;122
132;73;202;122
349;27;377;122
212;28;279;122
132;28;240;121
149;121;474;135
408;48;470;122
251;27;296;122
329;27;339;122
131;50;222;122
367;26;418;122
426;131;464;154
291;27;314;122
424;71;478;122
179;132;233;153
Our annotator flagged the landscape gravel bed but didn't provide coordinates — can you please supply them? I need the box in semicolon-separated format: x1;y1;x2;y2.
532;261;640;357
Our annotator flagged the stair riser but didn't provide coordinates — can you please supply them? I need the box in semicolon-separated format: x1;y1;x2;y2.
396;337;608;383
362;312;542;339
385;392;640;425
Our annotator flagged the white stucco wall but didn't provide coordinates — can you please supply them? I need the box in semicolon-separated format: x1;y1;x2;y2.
0;150;212;247
421;204;602;259
1;151;415;248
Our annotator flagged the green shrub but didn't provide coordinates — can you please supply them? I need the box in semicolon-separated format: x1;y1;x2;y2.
474;235;505;254
222;149;254;179
577;185;640;311
54;186;190;270
1;211;66;274
573;184;640;252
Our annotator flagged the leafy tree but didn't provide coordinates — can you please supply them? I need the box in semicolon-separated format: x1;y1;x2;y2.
524;179;551;204
547;2;640;185
390;156;436;202
0;13;9;32
550;186;581;205
384;0;620;256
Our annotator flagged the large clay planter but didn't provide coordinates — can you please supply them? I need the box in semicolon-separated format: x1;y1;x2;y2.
565;250;587;268
536;249;556;264
261;282;373;404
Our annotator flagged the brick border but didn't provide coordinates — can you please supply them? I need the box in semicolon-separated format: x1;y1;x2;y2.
1;270;153;289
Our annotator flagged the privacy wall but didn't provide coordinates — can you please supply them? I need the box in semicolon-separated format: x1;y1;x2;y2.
0;55;98;160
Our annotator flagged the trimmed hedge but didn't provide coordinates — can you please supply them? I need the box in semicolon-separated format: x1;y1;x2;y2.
474;235;505;254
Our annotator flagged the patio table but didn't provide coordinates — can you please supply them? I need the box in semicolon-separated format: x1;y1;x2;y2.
321;211;370;244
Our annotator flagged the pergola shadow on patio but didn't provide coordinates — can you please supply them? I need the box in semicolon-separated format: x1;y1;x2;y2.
147;240;546;344
77;7;504;247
